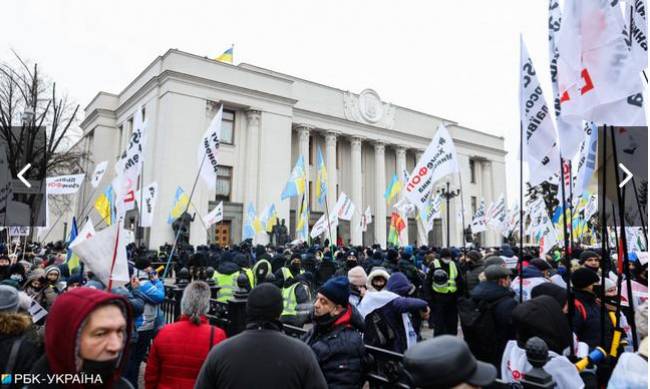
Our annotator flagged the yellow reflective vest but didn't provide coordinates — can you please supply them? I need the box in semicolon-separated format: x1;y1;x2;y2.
432;259;458;294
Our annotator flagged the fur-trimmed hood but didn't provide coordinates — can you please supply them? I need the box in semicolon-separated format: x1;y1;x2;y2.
0;312;32;336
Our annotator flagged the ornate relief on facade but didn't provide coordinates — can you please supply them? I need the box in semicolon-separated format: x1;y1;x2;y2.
343;88;396;129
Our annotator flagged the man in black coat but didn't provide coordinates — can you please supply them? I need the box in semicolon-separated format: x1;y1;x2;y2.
572;267;612;350
303;276;366;389
195;283;327;389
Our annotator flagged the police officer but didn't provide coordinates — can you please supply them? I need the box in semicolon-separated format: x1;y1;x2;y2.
212;252;241;303
424;248;464;336
279;266;312;328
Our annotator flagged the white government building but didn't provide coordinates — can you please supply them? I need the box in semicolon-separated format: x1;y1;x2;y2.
74;49;507;250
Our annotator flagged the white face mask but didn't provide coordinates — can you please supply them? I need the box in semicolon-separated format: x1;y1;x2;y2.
441;257;451;264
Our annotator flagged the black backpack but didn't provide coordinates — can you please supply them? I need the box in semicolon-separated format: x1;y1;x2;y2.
363;309;397;349
458;295;507;366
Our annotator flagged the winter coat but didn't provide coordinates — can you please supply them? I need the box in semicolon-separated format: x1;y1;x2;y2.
303;305;366;389
607;340;648;389
28;288;134;389
573;289;611;350
194;320;327;389
469;281;517;363
135;279;164;332
366;268;390;293
145;315;226;389
464;261;485;293
424;259;464;304
511;267;549;302
0;313;41;389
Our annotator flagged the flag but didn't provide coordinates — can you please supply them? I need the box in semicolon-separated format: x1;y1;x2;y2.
335;192;355;221
95;186;115;225
136;182;158;227
471;199;487;234
557;0;646;126
46;174;85;195
215;46;233;63
520;36;561;186
384;174;402;205
66;217;80;273
360;206;372;232
197;105;223;190
405;123;459;212
281;156;306;199
420;192;442;234
167;187;189;224
203;201;224;227
90;161;108;188
573;122;598;197
388;212;406;247
626;0;648;71
296;193;310;241
114;108;147;217
488;194;507;231
259;204;278;233
243;203;257;240
311;212;338;239
315;146;328;205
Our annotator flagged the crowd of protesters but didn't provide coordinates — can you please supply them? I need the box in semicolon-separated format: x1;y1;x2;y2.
0;238;647;388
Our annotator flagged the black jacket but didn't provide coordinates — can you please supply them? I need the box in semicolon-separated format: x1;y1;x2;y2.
424;259;464;304
469;281;517;361
303;306;366;389
0;313;41;389
573;289;611;350
195;321;327;389
464;261;485;294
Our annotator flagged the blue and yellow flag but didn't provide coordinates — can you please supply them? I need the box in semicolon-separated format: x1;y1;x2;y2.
168;187;190;224
296;193;310;241
315;146;328;205
66;217;80;273
243;203;257;240
94;186;115;225
215;46;233;63
384;174;402;204
281;156;306;199
262;204;279;233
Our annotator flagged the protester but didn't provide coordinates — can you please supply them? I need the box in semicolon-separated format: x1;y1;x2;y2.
145;281;226;389
303;276;366;389
212;252;241;302
28;287;133;388
572;267;611;350
579;251;601;274
511;259;551;301
195;283;327;389
463;250;485;293
404;335;497;389
366;267;389;292
347;266;367;307
424;248;463;336
608;302;648;389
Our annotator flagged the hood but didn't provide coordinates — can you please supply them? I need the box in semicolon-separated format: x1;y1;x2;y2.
470;280;514;302
522;266;544;279
44;288;132;377
0;312;31;336
26;268;45;286
45;265;61;280
367;268;390;291
512;295;572;354
387;272;414;297
216;260;240;275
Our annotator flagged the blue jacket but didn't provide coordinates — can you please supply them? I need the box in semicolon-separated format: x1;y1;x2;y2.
134;278;164;331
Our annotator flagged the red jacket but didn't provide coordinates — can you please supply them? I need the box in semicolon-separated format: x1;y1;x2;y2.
145;315;226;389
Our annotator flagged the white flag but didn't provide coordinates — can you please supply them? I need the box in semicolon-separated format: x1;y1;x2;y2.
420;192;442;234
520;36;561;186
90;161;108;188
197;105;223;190
114;109;147;216
311;212;338;239
360;206;372;232
204;201;224;227
405;123;459;212
46;174;85;195
557;0;646;126
70;222;130;288
471;199;487;234
488;194;507;231
626;0;648;71
335;192;355;221
136;182;158;227
572;122;598;196
74;219;96;243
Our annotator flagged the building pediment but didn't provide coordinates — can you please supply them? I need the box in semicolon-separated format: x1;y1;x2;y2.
343;89;396;129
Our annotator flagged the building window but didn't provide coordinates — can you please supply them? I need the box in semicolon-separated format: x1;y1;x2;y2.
216;165;233;200
309;136;314;165
471;196;477;215
141;106;146;121
221;109;235;144
469;160;475;183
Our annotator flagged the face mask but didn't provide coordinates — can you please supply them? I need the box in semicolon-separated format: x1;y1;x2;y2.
81;358;119;382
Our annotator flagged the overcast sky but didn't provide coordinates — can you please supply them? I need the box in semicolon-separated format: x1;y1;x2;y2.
2;0;557;205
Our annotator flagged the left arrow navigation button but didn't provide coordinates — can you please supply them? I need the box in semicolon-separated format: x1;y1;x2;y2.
17;163;31;188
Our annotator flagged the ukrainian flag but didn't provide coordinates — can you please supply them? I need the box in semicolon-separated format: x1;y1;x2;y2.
263;204;279;233
168;187;190;224
215;46;233;64
95;186;115;225
66;217;80;273
384;174;402;205
296;194;309;241
243;203;257;239
315;147;328;205
281;156;306;199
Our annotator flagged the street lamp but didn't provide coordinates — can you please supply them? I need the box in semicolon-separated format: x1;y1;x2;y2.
438;182;460;247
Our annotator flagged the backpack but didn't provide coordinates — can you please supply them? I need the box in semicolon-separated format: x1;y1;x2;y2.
363;309;397;349
458;295;508;365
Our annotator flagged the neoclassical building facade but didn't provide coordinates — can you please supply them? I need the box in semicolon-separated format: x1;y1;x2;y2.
77;49;507;249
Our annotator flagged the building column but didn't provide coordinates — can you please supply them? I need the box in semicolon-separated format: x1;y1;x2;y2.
374;141;387;248
482;160;494;246
325;131;338;245
395;146;409;245
350;137;363;246
415;150;428;246
297;125;311;228
244;110;261;241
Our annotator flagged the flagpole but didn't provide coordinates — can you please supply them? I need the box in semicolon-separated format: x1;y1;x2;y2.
559;155;575;359
631;177;648;248
323;194;335;253
458;172;467;252
518;122;524;304
599;125;608;347
162;153;207;279
609;125;639;351
138;158;145;246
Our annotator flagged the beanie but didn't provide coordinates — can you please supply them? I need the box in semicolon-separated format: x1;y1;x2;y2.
347;266;368;288
318;276;350;307
0;285;18;313
579;250;599;264
571;268;599;290
531;282;567;307
246;283;284;322
467;250;482;263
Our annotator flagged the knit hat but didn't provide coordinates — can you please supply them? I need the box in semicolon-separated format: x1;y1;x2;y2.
318;276;350;307
347;266;368;288
439;248;452;259
571;268;599;290
531;282;567;308
0;285;18;313
246;283;284;322
467;250;482;263
484;265;511;281
579;250;599;264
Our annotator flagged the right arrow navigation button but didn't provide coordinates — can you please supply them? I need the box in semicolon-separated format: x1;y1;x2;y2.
618;163;633;188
